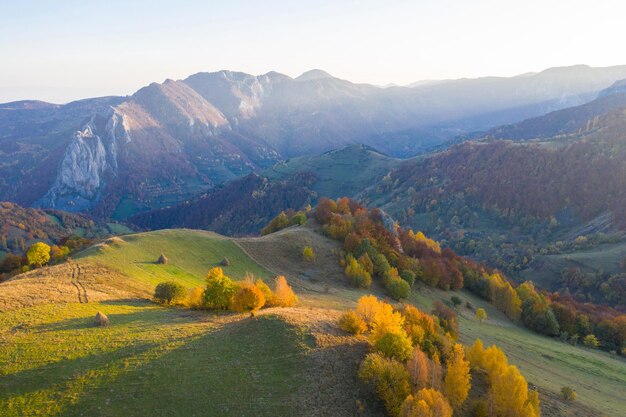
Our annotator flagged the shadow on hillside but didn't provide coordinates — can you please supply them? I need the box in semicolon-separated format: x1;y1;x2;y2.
0;341;161;400
28;303;192;334
54;316;310;417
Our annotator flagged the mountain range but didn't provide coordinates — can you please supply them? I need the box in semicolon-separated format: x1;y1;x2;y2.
3;64;626;218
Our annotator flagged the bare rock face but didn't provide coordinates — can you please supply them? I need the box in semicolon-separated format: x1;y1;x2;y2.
38;110;122;212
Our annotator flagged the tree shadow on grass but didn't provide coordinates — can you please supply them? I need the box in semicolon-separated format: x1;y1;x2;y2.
28;305;182;334
59;315;313;417
0;341;160;401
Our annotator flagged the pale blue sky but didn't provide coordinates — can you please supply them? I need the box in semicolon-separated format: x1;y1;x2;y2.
1;0;624;103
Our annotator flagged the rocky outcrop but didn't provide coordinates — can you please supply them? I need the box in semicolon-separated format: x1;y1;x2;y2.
38;110;121;211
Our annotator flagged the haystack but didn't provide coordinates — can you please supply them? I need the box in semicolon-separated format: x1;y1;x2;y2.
94;311;109;327
157;254;169;264
220;257;231;266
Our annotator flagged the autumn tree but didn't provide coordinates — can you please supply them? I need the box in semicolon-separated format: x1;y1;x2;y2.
254;277;274;301
154;281;188;305
356;295;384;326
369;302;406;344
488;273;522;321
0;253;22;273
270;275;299;307
466;339;485;369
475;308;487;324
261;211;291;235
186;287;205;309
26;242;50;267
489;365;539;417
203;267;238;310
339;310;367;335
400;388;452;417
374;331;413;361
444;344;471;409
359;353;411;417
407;347;431;390
232;280;266;313
345;255;372;288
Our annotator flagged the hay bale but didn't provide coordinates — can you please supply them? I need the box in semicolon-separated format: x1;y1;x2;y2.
220;257;231;267
94;311;109;327
157;254;169;265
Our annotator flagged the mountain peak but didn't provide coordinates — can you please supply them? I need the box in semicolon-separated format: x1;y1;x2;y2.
296;69;333;81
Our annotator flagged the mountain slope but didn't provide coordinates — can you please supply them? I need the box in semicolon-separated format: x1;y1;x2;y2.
128;144;401;235
364;88;626;294
3;65;626;217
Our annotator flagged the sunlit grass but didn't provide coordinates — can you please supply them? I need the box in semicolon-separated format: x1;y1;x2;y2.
0;301;311;417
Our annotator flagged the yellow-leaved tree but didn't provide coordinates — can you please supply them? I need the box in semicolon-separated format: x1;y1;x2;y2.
400;388;452;417
356;295;384;326
490;364;539;417
444;343;471;409
466;338;485;369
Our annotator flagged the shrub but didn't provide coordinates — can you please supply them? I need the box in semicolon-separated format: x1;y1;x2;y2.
374;331;413;361
50;245;70;263
0;253;22;273
385;277;410;300
302;246;315;262
292;211;307;225
186;287;205;309
232;283;266;313
400;270;416;286
254;277;274;301
583;334;599;348
26;242;50;267
261;211;291;235
157;254;168;264
359;353;411;417
561;386;576;401
345;255;372;289
451;296;462;308
154;281;188;305
203;267;238;310
339;311;367;335
270;276;299;307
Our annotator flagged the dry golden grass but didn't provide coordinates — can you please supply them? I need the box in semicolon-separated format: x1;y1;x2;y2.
0;261;150;312
237;222;344;286
257;306;381;417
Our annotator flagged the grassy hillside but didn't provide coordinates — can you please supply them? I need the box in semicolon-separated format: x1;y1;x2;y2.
2;225;625;416
407;287;626;417
265;144;401;200
0;301;315;417
75;229;270;288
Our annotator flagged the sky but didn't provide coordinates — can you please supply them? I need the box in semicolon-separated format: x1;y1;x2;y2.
1;0;624;103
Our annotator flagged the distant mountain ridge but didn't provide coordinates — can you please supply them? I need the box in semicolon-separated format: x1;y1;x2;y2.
2;64;626;218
